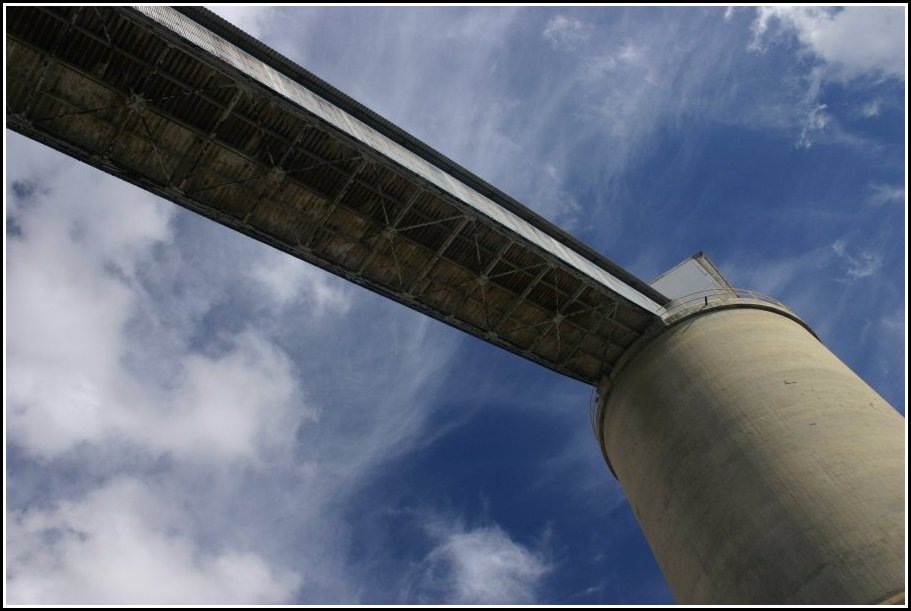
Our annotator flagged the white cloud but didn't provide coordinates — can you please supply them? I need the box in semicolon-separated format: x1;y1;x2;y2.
585;41;643;79
10;319;307;462
722;234;886;304
4;129;453;469
411;522;551;604
543;15;591;49
747;7;904;148
6;146;310;462
751;7;905;81
7;145;174;457
7;132;460;603
7;478;301;604
860;98;882;118
866;183;904;207
248;249;352;315
797;102;829;149
831;239;883;279
156;329;310;462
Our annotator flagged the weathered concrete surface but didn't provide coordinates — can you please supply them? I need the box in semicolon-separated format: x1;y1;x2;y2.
598;306;905;604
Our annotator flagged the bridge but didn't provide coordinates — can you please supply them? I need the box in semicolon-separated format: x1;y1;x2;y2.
7;5;669;386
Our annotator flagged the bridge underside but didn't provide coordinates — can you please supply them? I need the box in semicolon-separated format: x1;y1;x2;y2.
6;6;664;384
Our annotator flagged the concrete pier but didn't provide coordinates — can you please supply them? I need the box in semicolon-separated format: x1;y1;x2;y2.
596;304;905;604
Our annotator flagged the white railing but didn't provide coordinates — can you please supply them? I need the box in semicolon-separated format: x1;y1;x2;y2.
657;288;791;322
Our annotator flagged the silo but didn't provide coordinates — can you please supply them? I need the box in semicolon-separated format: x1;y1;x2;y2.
596;300;904;604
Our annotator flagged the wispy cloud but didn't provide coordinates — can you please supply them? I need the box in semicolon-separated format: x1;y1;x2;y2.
407;517;552;604
246;7;582;224
860;98;882;118
866;183;904;207
234;7;678;231
747;7;904;149
831;239;883;279
719;243;832;300
543;15;591;49
797;101;830;149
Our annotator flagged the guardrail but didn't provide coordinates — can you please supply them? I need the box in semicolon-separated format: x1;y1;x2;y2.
656;288;792;322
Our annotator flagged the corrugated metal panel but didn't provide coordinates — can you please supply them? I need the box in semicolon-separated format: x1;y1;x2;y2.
649;252;735;301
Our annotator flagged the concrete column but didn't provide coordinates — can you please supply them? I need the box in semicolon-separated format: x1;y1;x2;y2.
596;304;904;604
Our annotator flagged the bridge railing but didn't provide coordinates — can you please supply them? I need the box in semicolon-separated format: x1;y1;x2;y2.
656;288;792;323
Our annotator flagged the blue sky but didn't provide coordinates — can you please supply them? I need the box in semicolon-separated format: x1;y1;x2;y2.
5;6;906;604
